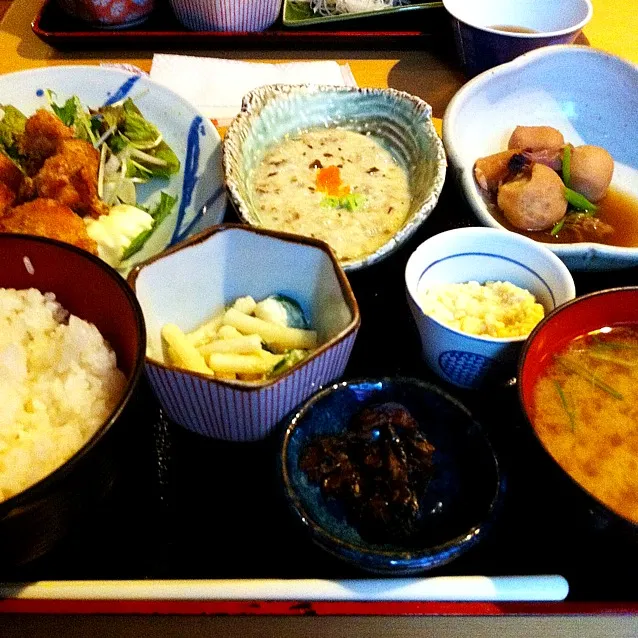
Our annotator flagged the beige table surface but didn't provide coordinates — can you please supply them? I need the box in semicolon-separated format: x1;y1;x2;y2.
1;0;637;130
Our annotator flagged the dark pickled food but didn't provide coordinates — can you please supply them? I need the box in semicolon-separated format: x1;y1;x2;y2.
299;402;436;544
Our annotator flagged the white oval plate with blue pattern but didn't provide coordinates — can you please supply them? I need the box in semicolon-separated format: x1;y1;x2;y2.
0;65;226;275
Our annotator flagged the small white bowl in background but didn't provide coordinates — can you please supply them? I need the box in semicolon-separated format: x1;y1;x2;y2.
442;0;592;76
169;0;283;31
128;224;360;442
405;227;575;389
443;45;638;271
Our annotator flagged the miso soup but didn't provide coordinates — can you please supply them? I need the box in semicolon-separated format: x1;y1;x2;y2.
531;325;638;523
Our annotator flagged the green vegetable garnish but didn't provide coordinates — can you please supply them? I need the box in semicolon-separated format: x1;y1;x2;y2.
551;217;566;237
342;193;364;211
143;142;181;178
0;104;26;161
320;192;364;211
587;351;638;367
320;195;339;208
554;355;623;399
592;337;638;351
121;192;177;261
125;159;154;181
46;90;78;126
108;133;128;155
94;98;180;183
562;145;572;187
553;380;576;432
564;186;598;212
121;99;162;144
46;91;97;144
270;349;309;377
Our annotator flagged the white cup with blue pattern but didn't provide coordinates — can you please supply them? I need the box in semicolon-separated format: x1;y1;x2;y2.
405;227;576;389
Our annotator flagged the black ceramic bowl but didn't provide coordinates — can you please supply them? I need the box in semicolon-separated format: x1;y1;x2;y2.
280;377;504;575
0;234;146;566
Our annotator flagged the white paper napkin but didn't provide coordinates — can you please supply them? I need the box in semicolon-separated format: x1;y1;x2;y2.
150;54;358;126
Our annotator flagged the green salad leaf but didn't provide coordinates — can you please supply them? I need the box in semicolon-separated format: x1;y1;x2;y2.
47;91;98;144
0;104;26;161
121;192;178;261
121;98;161;143
93;98;180;183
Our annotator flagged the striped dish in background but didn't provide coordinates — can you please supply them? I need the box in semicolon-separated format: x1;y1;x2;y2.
145;329;358;441
169;0;283;31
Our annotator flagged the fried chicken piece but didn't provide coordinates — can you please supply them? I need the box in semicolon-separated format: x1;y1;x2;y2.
19;109;75;176
0;153;22;215
0;152;24;193
33;138;109;219
0;198;98;254
16;175;36;202
0;182;16;215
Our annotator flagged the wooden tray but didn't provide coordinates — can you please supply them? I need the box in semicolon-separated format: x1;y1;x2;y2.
2;183;638;613
32;0;446;50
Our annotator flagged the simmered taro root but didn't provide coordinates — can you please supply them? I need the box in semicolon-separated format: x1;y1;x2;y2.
569;145;614;202
508;125;565;152
508;126;565;171
474;125;617;238
299;402;436;544
497;160;567;231
474;149;520;193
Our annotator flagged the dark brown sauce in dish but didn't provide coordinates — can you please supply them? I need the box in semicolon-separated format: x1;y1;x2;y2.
489;25;539;34
486;187;638;246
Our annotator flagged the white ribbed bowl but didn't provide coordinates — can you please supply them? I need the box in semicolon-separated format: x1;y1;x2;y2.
128;224;360;441
169;0;283;31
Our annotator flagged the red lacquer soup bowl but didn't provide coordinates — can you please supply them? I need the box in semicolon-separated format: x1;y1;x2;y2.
518;286;638;539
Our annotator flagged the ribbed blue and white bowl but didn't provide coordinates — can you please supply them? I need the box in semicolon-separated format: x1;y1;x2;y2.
169;0;282;31
405;227;575;389
224;84;447;271
128;224;360;441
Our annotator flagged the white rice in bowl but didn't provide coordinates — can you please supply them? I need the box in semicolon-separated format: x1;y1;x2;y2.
0;288;126;504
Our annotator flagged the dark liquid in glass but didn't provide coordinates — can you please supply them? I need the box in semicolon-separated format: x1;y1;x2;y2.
490;25;539;33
